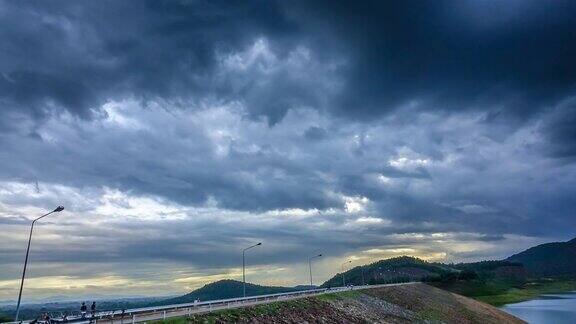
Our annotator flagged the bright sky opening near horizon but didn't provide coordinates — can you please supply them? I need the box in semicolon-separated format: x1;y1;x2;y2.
1;0;576;302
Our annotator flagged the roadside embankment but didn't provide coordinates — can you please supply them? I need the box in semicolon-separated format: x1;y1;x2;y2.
154;283;525;323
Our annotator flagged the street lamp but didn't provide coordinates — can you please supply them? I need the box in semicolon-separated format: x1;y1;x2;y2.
308;254;322;287
242;242;262;298
15;206;65;322
341;260;351;286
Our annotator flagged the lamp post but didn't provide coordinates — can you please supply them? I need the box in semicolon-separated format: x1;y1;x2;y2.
242;242;262;297
15;206;65;322
341;260;351;286
308;254;322;286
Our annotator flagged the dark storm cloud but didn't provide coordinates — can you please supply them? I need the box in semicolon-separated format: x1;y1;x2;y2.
540;97;576;158
0;0;302;122
2;1;576;125
1;0;576;297
290;0;576;119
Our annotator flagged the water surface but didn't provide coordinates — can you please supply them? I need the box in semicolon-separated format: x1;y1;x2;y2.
502;292;576;324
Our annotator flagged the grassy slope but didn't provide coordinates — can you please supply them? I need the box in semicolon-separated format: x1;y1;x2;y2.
476;280;576;306
434;279;576;306
363;283;523;324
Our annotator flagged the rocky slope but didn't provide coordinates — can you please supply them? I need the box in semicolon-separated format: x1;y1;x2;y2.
170;283;524;323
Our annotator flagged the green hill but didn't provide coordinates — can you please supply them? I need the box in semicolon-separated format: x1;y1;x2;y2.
160;280;300;304
452;260;527;280
160;237;576;308
506;237;576;278
320;256;454;287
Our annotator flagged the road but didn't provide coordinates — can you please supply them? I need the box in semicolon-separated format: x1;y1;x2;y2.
93;283;415;324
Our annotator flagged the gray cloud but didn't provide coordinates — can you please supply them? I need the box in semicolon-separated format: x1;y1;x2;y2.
1;0;576;300
1;1;575;124
289;1;576;119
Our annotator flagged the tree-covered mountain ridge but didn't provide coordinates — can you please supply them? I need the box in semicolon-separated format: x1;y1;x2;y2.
162;236;575;305
322;237;576;287
506;237;576;278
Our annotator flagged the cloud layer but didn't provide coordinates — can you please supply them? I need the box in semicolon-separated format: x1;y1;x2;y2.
1;0;575;300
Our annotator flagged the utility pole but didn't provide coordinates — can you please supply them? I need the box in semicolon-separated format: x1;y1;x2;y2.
15;206;65;322
308;254;322;286
242;242;262;297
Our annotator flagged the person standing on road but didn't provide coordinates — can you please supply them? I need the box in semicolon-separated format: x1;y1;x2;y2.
80;302;87;318
120;308;126;324
91;302;96;317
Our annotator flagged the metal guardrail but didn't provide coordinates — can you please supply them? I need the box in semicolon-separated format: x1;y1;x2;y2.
3;282;415;324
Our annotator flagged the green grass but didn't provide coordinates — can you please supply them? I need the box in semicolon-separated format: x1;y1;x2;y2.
444;279;576;306
416;308;444;322
152;317;188;324
316;289;363;301
433;278;514;297
475;280;576;306
434;278;576;306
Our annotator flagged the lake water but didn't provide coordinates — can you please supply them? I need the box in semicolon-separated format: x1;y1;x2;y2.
502;292;576;324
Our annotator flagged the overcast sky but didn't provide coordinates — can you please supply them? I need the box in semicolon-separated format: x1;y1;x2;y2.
1;0;576;301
